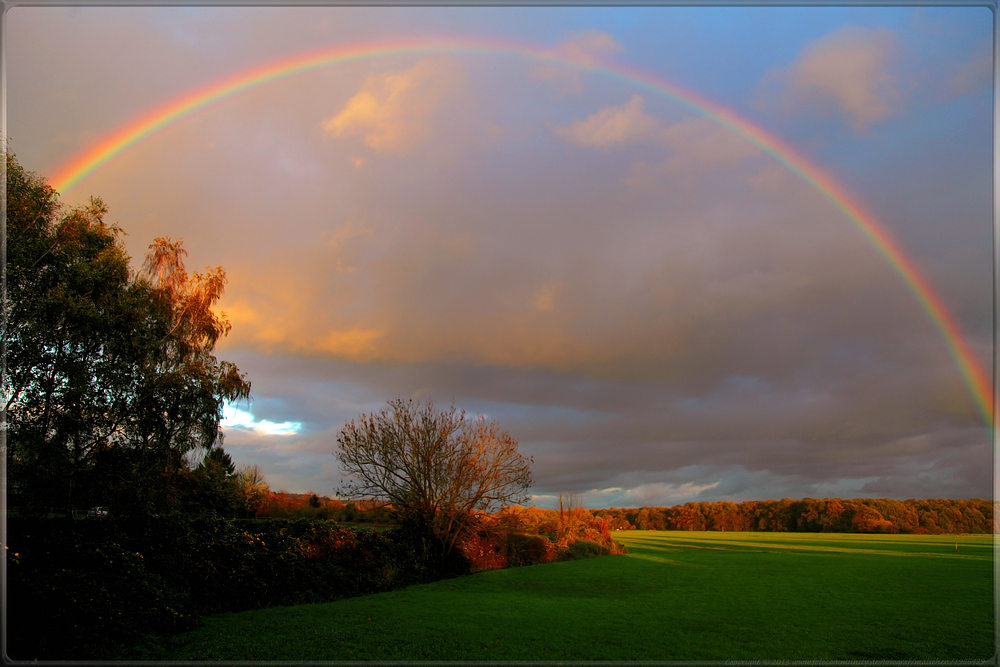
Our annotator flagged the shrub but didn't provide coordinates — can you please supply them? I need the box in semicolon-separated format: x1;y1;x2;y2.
462;530;509;572
563;539;612;560
507;533;559;566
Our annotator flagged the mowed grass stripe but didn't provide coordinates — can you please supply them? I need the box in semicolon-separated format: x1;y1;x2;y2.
620;531;993;560
134;531;993;661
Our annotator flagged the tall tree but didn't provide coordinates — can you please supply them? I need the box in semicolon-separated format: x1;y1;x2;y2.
6;155;139;514
108;236;250;516
5;153;250;516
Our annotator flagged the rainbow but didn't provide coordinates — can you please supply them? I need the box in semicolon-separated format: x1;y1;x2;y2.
47;36;994;428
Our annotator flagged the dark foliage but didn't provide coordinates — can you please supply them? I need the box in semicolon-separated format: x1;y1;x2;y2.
6;517;424;660
6;153;251;520
390;511;473;580
564;539;612;560
507;533;560;566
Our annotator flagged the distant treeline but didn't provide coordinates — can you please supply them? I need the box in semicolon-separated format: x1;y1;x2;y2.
590;498;993;534
257;491;391;522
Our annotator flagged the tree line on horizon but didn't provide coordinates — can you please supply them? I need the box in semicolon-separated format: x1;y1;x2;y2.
590;497;993;534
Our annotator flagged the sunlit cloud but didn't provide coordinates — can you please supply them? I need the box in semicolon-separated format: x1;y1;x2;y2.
222;404;303;436
656;116;760;171
554;29;622;66
316;327;386;360
555;95;660;147
533;282;560;313
321;57;465;154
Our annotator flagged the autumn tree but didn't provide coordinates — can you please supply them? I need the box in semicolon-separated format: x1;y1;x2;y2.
81;236;251;517
556;492;588;542
335;399;533;559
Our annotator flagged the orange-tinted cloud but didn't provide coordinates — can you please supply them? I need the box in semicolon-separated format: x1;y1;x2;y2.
321;57;465;154
555;95;660;147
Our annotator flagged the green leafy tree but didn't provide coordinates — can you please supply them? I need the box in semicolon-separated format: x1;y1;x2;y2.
6;156;143;514
182;446;242;517
5;153;250;517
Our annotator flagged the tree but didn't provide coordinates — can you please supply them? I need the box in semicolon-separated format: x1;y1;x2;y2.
183;446;243;517
5;153;250;516
556;492;586;542
6;156;143;514
335;399;533;558
234;463;269;518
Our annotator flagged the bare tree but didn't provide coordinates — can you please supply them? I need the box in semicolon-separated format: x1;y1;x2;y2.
335;399;533;555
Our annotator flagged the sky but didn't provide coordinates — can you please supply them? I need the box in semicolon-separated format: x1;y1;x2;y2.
6;5;994;508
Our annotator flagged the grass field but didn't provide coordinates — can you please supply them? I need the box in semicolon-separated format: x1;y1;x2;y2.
130;531;994;661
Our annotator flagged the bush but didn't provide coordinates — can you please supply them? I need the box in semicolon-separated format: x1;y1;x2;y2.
462;530;509;571
390;514;472;580
507;533;559;566
6;518;196;660
563;539;611;560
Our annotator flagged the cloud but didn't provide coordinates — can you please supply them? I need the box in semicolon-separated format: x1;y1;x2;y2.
530;30;623;94
555;95;660;147
321;57;465;154
584;480;722;508
757;26;900;130
222;404;302;436
556;96;758;176
317;327;385;360
11;5;992;506
534;282;560;313
642;116;760;179
552;29;622;66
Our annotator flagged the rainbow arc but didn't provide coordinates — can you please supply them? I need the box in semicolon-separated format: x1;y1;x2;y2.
46;36;994;428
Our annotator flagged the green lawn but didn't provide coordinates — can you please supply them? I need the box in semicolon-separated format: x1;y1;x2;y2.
131;531;995;661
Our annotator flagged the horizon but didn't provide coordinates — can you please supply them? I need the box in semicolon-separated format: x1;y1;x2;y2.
266;490;994;511
9;5;993;509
